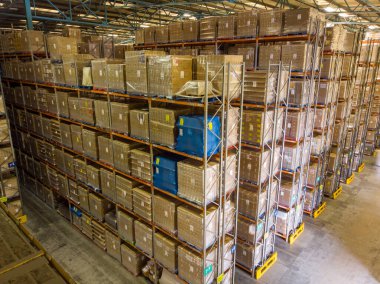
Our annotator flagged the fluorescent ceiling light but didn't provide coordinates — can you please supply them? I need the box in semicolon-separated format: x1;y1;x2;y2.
326;22;335;27
338;13;349;18
368;25;377;30
183;13;191;17
31;7;59;13
324;7;337;12
140;24;150;28
77;14;104;19
107;34;118;37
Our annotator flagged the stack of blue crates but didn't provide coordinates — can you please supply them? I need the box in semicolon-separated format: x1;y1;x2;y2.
175;115;221;157
153;155;184;195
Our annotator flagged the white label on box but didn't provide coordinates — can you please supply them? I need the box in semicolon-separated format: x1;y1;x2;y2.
291;89;295;95
53;43;56;49
106;147;109;153
246;54;250;60
281;191;284;196
247;20;250;26
247;163;251;170
89;141;92;147
160;72;164;79
99;70;103;76
115;70;119;77
249;124;253;131
179;129;183;136
107;181;110;187
165;250;168;256
123;190;127;197
58;69;61;75
252;81;257;87
67;44;71;50
190;266;194;273
128;256;131;262
190;178;195;185
208;25;210;29
36;37;39;42
293;54;297;60
271;17;275;23
297;14;301;20
141;201;144;207
164;210;168;217
143;236;147;242
190;26;193;31
73;104;76;110
270;54;273;60
156;168;159;174
113;244;116;250
321;83;327;88
243;250;247;256
101;109;105;115
248;225;255;235
180;71;184;79
190;225;194;231
69;69;72;75
95;205;98;210
119;113;123;120
246;199;250;205
65;133;68;138
226;23;229;28
120;153;124;159
137;70;140;77
288;123;291;128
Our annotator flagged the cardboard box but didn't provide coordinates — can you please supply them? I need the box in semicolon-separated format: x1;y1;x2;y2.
169;22;183;43
89;193;114;221
130;148;151;181
116;175;136;210
239;184;267;220
178;246;216;284
217;16;235;39
78;186;90;212
314;108;327;129
74;158;87;183
132;186;152;221
64;152;75;177
113;140;139;174
79;98;95;125
63;27;81;40
199;17;217;40
86;164;100;190
94;100;110;129
283;144;302;171
177;205;218;249
156;26;169;44
135;220;153;256
183;21;199;42
82;129;100;159
91;59;123;89
259;10;283;36
258;45;281;70
110;102;145;134
144;27;156;44
68;180;79;203
62;54;93;86
70;124;83;153
236;241;263;270
47;36;78;60
282;44;313;71
121;244;146;276
148;56;193;97
283;8;320;35
236;10;258;38
56;91;70;117
117;209;135;243
105;230;121;261
154;233;177;273
18;30;45;53
177;159;219;205
153;195;179;234
107;63;126;91
100;168;115;201
98;136;114;165
240;148;270;184
279;179;299;208
125;50;166;94
285;111;306;141
130;109;150;140
276;209;295;236
237;217;264;243
242;109;278;145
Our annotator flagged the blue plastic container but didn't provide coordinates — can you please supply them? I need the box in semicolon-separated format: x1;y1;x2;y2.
175;115;221;157
153;155;183;195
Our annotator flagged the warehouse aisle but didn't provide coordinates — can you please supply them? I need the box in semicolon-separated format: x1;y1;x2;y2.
21;156;380;284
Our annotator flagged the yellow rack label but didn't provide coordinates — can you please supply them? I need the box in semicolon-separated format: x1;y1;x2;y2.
217;273;224;283
0;197;7;203
165;114;170;122
179;118;184;126
156;157;160;165
208;122;213;130
18;215;27;224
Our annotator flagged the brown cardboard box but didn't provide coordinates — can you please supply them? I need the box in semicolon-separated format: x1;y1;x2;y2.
237;47;255;70
177;159;219;205
105;230;121;261
177;205;218;249
314;108;327;129
87;164;100;190
47;36;78;60
282;44;313;71
98;136;114;165
279;179;299;208
259;10;283;36
68;97;80;121
148;55;193;97
258;45;281;70
237;217;264;243
169;22;183;43
317;82;334;105
56;91;70;117
199;17;217;40
79;98;95;125
125;50;166;94
217;16;235;39
135;220;153;256
121;244;146;276
276;209;295;236
62;54;93;86
94;100;110;129
113;140;139;173
154;233;177;272
116;175;137;210
236;10;258;38
63;27;81;40
236;241;263;269
156;26;169;44
130;148;151;181
144;27;156;45
283;144;302;171
117;209;135;243
149;106;190;147
82;129;100;159
100;168;115;201
132;186;152;221
69;180;79;203
91;59;123;89
70;124;83;153
89;193;114;221
307;162;318;186
311;134;324;155
107;63;126;91
336;102;347;121
178;246;216;284
110;102;145;134
242;109;276;145
285;111;306;141
240;148;270;184
74;158;87;183
238;184;267;220
183;21;199;42
153;195;179;234
64;152;75;177
18;30;45;53
130;109;150;140
283;8;320;35
78;186;90;212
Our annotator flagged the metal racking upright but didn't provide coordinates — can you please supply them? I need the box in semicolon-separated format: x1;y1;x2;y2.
1;34;246;282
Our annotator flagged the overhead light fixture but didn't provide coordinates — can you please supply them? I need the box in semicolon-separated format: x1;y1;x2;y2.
368;25;377;30
140;24;150;28
324;7;337;12
31;7;59;13
326;22;335;27
338;13;349;18
183;13;191;17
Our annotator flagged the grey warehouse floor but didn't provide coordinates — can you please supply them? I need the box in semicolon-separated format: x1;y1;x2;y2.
20;155;380;284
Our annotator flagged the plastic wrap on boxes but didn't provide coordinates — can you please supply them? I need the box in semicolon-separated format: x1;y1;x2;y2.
148;55;193;97
116;175;137;210
240;148;270;184
283;8;321;35
258;45;281;70
183;21;199;42
130;148;151;182
63;27;81;39
237;217;264;243
135;220;153;256
276;209;295;236
125;50;166;94
98;136;114;165
236;10;258;38
100;168;115;201
107;63;126;91
94;100;110;129
217;16;235;39
121;244;146;276
259;10;283;36
150;106;190;147
153;195;179;234
47;36;78;60
110;102;145;134
200;17;217;40
324;25;344;52
314;108;327;129
176;115;220;157
87;164;100;190
239;182;268;220
82;129;99;159
279;179;299;208
177;158;219;205
117;210;135;243
135;29;144;45
113;140;139;174
242;110;277;145
283;144;302;171
17;30;45;53
105;230;121;261
144;27;156;45
237;47;255;70
236;241;263;270
281;44;313;71
156;26;169;43
130;108;149;140
91;59;123;89
89;193;114;221
52;64;65;84
169;22;183;43
56;91;70;117
178;246;216;284
288;80;314;106
132;186;152;221
62;54;93;86
153;155;183;195
154;233;177;272
285;111;306;141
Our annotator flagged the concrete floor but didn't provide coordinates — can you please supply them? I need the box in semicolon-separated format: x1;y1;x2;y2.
21;156;380;284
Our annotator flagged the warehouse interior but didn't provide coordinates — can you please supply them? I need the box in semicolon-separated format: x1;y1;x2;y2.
0;0;379;283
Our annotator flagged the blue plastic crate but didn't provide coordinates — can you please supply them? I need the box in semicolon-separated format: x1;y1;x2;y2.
153;155;183;195
175;115;221;157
